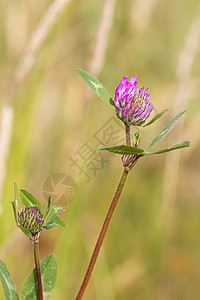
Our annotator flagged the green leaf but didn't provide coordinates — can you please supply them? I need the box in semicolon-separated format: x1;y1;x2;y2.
11;201;18;225
133;132;140;147
21;254;58;300
12;183;19;225
143;109;168;127
18;225;33;240
146;110;186;151
14;182;19;210
44;196;51;220
97;144;144;155
44;217;66;230
0;260;19;300
76;68;115;106
143;141;190;156
44;205;63;226
19;190;44;214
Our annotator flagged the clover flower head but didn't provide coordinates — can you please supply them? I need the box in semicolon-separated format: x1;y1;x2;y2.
18;206;44;236
114;75;154;126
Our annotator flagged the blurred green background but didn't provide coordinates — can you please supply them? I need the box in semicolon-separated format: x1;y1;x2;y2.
0;0;200;299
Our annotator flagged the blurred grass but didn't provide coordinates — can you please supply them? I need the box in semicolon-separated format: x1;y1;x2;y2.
0;0;200;299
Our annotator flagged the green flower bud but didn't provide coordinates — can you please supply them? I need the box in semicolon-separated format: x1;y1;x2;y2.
18;206;44;235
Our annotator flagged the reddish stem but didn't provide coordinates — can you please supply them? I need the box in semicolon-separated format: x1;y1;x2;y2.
76;168;129;299
125;123;131;146
34;241;43;300
76;124;132;299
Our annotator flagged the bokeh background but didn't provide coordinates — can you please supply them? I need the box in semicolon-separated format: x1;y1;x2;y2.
0;0;200;299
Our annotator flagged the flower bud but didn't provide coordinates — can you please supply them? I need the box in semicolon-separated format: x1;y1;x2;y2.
122;154;139;170
114;75;154;126
18;206;44;236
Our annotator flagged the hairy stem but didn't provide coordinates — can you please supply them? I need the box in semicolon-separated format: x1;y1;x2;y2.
33;241;43;300
76;168;129;299
125;123;131;146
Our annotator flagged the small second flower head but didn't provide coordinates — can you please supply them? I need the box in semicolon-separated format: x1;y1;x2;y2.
18;206;44;236
114;75;154;126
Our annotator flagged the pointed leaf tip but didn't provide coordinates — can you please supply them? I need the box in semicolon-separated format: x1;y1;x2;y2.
44;196;51;220
76;68;115;106
146;110;187;151
144;141;190;156
12;183;19;225
19;189;44;214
